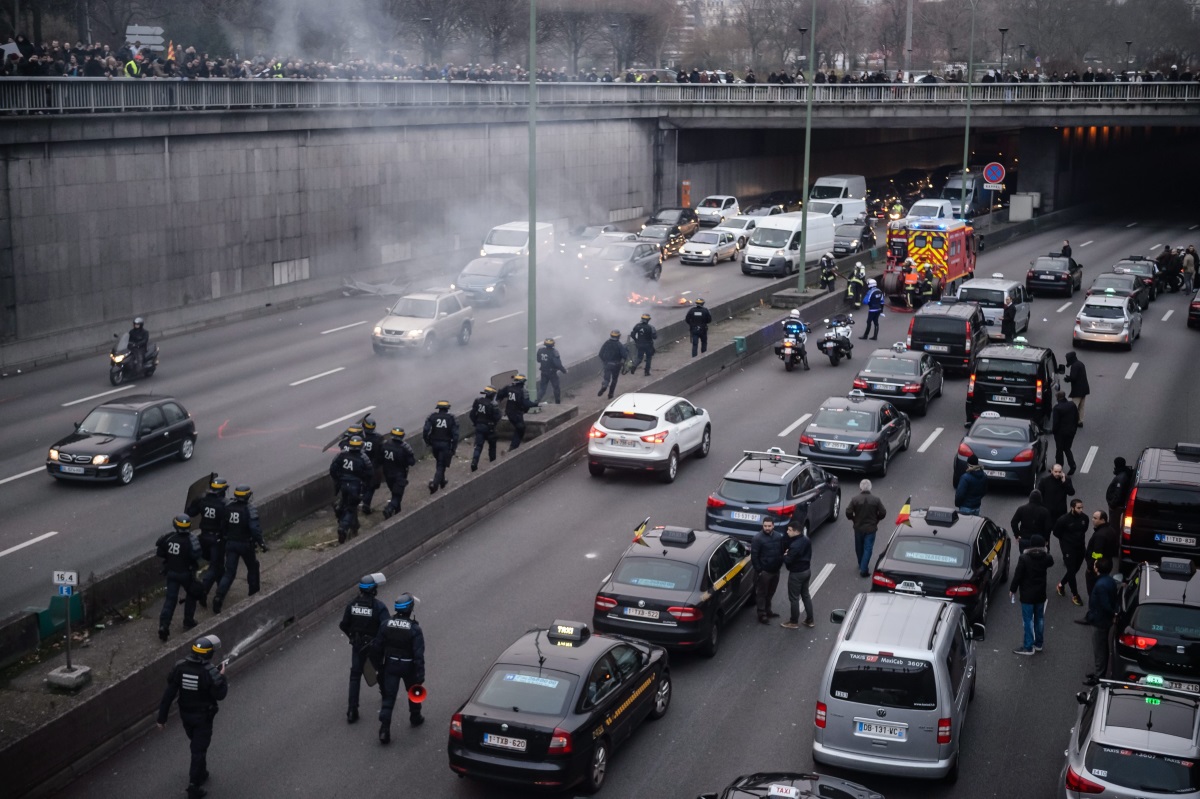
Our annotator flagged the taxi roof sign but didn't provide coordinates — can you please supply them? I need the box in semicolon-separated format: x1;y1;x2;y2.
548;621;590;643
659;527;697;547
980;411;1001;418
847;389;867;401
1158;557;1196;578
890;341;907;353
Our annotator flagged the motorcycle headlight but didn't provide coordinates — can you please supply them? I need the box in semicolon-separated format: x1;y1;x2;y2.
373;326;382;336
111;353;125;363
449;283;457;290
92;455;109;465
48;449;59;461
485;286;494;292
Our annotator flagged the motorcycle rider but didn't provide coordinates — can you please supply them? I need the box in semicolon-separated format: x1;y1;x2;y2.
845;263;866;306
128;317;150;373
597;330;629;400
358;417;384;515
818;252;838;292
423;400;459;494
186;476;229;603
782;309;810;370
503;375;537;451
629;313;657;376
860;278;884;340
380;428;416;520
685;298;712;357
469;387;501;472
889;200;904;218
330;437;373;543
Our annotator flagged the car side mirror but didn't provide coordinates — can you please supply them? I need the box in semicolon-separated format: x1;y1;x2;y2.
830;609;847;624
74;421;80;429
971;622;986;642
1076;691;1091;706
385;306;391;313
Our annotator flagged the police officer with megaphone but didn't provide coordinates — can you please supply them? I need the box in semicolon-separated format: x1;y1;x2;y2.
371;592;426;743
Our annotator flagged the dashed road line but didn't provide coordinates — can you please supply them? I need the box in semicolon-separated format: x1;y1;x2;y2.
0;467;43;486
487;311;524;324
0;531;58;559
1190;224;1198;231
1162;310;1174;322
1080;240;1094;247
1124;362;1139;380
1081;446;1099;475
917;427;944;453
289;367;345;387
61;385;135;408
1126;222;1138;228
1150;243;1162;251
1056;301;1073;313
810;562;836;595
320;321;367;335
316;406;377;430
779;413;812;438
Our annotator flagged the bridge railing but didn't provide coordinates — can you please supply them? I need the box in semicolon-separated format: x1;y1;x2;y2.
0;78;1196;115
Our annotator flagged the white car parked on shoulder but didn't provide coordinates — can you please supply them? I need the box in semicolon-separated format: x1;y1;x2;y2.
587;393;712;483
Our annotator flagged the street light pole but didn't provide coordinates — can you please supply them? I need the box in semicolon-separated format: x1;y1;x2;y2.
420;18;433;65
1125;40;1133;72
998;27;1008;75
960;0;978;219
610;23;619;75
796;0;817;292
526;1;539;390
903;0;914;79
797;26;807;75
1019;43;1026;72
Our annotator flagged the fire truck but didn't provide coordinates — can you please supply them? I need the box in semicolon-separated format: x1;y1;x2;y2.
882;217;978;307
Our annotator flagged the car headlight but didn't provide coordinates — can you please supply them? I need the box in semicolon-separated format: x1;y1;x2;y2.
449;283;456;290
851;240;859;247
373;326;382;335
774;249;786;256
92;455;109;465
485;286;494;292
701;250;711;256
480;248;487;256
48;449;59;461
405;329;424;338
111;353;125;363
577;252;584;259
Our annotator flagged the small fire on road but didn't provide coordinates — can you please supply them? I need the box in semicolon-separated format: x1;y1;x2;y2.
627;291;693;307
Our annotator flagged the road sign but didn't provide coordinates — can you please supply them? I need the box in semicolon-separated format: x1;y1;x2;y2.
53;570;78;586
58;585;73;596
982;162;1006;185
128;36;164;46
984;183;1004;191
126;25;164;36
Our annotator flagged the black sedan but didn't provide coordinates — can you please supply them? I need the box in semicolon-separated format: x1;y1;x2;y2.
637;224;687;257
832;221;877;257
1086;271;1150;310
952;411;1046;491
797;391;912;477
1113;256;1162;301
1026;253;1083;296
742;202;785;217
1110;558;1200;689
593;526;752;657
700;771;885;799
447;621;670;794
47;395;197;486
594;241;663;281
453;255;523;305
870;507;1012;624
851;344;943;415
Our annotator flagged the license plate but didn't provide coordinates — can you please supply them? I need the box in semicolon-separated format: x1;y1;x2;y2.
1164;679;1200;693
382;336;402;343
871;383;897;392
924;344;949;353
824;441;850;451
991;395;1018;403
856;721;906;739
623;607;660;619
750;264;763;271
984;469;1007;478
482;733;527;751
731;511;761;522
610;438;637;448
59;465;85;474
1156;534;1197;547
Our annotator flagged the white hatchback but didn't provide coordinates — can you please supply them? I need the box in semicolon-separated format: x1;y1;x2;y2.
587;393;712;483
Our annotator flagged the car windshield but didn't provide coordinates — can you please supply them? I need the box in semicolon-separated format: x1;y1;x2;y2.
598;245;635;262
809;185;842;200
1035;258;1070;272
721;218;751;230
1116;262;1153;277
959;287;1006;307
462;259;507;277
698;198;725;209
862;357;920;376
808;200;837;215
641;226;670;238
475;665;577;716
591;233;631;247
1085;743;1200;792
970;421;1031;442
691;231;719;245
613;557;698;591
650;210;683;224
1080;304;1125;319
910;203;942;216
748;227;791;248
77;408;138;437
600;411;658;432
579;226;607;238
485;229;528;247
830;652;938;710
812;408;877;431
744;205;777;216
1091;276;1133;292
890;537;970;568
913;316;968;335
718;478;785;504
388;298;437;318
976;358;1039;377
835;224;862;237
1132;604;1200;639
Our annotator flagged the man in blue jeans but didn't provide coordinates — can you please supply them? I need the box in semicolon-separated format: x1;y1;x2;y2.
1009;534;1055;655
845;479;887;577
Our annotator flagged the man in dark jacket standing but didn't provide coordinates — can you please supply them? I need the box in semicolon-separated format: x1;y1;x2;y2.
1053;499;1089;606
1079;558;1119;685
1009;534;1054;655
597;330;629;400
1012;490;1052;552
1105;456;1135;532
780;517;814;629
628;314;657;376
1063;351;1089;427
1001;296;1017;343
1037;463;1075;521
750;519;786;624
1085;510;1119;596
845;479;887;577
1049;391;1080;474
955;455;988;515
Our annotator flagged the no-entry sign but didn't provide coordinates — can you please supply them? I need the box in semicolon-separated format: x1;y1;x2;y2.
983;162;1006;185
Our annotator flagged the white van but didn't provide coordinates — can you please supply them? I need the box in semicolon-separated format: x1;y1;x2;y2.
806;198;868;226
906;199;954;220
481;222;556;263
940;173;987;218
741;212;835;277
812;174;867;201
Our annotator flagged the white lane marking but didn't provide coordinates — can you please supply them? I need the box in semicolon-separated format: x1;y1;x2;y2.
320;321;367;335
1080;240;1094;247
0;467;44;486
779;413;812;438
1081;446;1099;475
1126;222;1138;228
0;531;59;559
61;384;136;408
917;427;944;453
1162;310;1174;322
810;562;836;595
1124;362;1139;380
315;406;377;430
1190;224;1198;231
1055;301;1073;313
1150;243;1161;251
486;311;524;324
289;367;345;387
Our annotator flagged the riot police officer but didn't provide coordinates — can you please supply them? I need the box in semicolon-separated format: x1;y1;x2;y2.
469;386;501;472
629;313;657;376
685;298;712;357
156;514;203;641
212;485;266;614
336;424;364;450
330;436;373;542
358;417;384;514
185;476;228;603
338;573;389;724
372;592;426;743
423;400;459;494
380;428;416;519
157;635;228;799
503;374;537;451
536;338;567;404
597;330;628;400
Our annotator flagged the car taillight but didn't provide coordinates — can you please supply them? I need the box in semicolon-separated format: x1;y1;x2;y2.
1118;631;1158;650
767;504;797;517
1035;378;1043;403
1013;448;1035;462
799;434;816;447
901;382;922;393
967;373;976;398
964;321;972;353
853;377;868;389
1143;277;1153;285
937;717;952;744
450;713;463;740
1027;269;1035;278
668;605;702;622
815;701;827;728
1123;487;1136;539
588;426;606;439
706;495;726;509
958;442;974;457
1065;764;1106;793
906;318;914;349
594;595;617;611
856;441;878;451
872;572;896;588
549;727;573;755
641;431;669;444
945;584;978;596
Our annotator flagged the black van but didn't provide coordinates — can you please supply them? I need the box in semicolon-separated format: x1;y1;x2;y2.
907;301;990;373
965;341;1060;426
1122;443;1200;572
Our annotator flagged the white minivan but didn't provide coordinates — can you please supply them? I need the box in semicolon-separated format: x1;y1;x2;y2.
741;212;835;277
812;174;867;200
807;198;868;226
481;222;555;263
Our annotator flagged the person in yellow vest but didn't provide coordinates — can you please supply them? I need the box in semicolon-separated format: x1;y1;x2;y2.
124;54;142;78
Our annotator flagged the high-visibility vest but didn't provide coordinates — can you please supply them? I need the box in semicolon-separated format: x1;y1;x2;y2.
124;60;140;78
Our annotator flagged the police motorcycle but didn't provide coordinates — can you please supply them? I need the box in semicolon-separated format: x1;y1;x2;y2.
816;313;854;367
109;331;159;385
818;253;838;293
774;310;810;372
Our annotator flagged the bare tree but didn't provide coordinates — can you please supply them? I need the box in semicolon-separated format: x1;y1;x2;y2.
732;0;780;69
459;0;525;65
542;0;603;75
383;0;465;64
868;0;909;73
824;0;866;71
598;0;675;72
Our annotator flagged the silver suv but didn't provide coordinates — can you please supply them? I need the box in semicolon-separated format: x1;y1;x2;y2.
813;590;984;783
372;288;474;355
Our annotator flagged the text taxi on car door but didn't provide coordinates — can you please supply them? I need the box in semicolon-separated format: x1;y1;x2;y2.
448;620;671;794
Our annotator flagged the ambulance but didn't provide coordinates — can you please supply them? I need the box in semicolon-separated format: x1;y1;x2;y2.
881;217;978;306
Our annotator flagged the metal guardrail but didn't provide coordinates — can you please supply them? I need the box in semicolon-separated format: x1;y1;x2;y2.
0;78;1197;115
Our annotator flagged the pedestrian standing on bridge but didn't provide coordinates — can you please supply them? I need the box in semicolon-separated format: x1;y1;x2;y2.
157;635;228;799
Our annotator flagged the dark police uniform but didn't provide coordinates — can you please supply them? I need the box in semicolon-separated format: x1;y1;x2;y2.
380;435;416;518
629;319;657;376
469;394;502;470
423;407;460;493
597;335;629;399
157;525;202;637
685;303;713;357
157;650;227;797
536;343;567;404
213;494;265;612
339;591;389;719
358;427;385;513
504;380;537;450
185;492;227;597
373;614;426;732
329;447;372;540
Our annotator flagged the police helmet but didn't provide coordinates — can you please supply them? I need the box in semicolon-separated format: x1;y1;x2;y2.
389;427;405;439
609;329;621;338
133;317;144;327
867;278;877;287
209;476;229;493
394;593;416;615
855;261;864;269
483;386;497;395
347;435;364;449
513;373;527;383
695;298;706;306
192;635;221;659
358;572;386;593
825;252;834;259
233;484;253;499
435;400;451;410
543;338;555;347
789;309;801;319
640;313;651;321
173;513;192;532
362;416;377;431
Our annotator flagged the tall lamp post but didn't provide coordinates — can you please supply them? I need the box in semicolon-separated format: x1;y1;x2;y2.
610;23;620;75
960;0;978;220
796;0;817;292
1125;40;1133;71
526;2;539;389
1018;43;1026;72
420;18;433;65
797;26;808;75
998;27;1008;74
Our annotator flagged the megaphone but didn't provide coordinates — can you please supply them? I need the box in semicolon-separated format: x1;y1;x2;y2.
407;684;427;704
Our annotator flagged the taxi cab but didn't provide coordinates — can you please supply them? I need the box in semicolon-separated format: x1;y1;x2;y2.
798;390;912;477
851;342;944;416
593;526;754;657
447;621;670;794
952;411;1047;492
1111;558;1200;692
698;771;886;799
1073;291;1143;349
